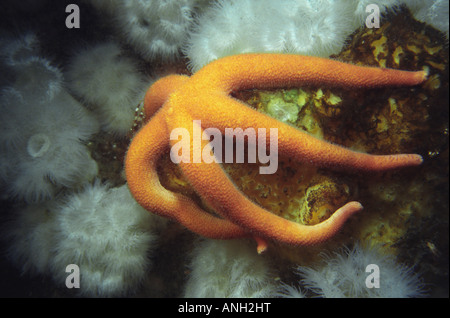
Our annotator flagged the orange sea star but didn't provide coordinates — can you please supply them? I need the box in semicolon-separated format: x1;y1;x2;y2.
125;53;426;253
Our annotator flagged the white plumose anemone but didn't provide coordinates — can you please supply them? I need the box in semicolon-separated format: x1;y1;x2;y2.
0;53;99;202
184;239;277;298
282;244;426;298
50;182;166;297
184;0;360;72
3;182;167;297
114;0;207;61
0;88;99;202
85;0;210;61
65;41;148;135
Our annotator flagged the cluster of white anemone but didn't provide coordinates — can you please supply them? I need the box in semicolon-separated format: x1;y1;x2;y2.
184;239;278;298
86;0;211;61
4;182;167;297
0;34;165;297
277;244;426;298
65;42;148;135
0;34;99;202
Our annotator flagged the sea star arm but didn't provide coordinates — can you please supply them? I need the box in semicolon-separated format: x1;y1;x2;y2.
130;74;271;250
193;53;427;92
169;111;363;246
189;92;423;171
125;108;250;240
174;53;425;170
143;74;190;118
